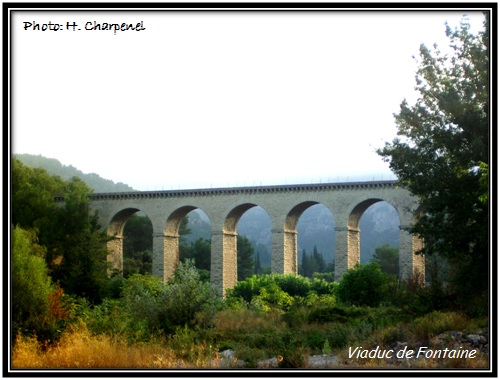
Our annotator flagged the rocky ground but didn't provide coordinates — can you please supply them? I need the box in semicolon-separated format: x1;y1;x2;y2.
212;328;489;369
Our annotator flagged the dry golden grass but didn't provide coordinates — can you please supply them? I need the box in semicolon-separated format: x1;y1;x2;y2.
12;324;215;369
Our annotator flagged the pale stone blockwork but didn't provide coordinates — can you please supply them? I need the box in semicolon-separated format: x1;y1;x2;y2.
152;233;166;278
210;231;237;296
62;181;425;295
107;236;123;273
271;229;298;275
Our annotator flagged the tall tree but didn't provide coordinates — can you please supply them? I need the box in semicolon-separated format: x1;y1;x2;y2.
51;177;111;303
237;235;255;281
11;159;66;251
12;159;112;304
377;15;489;306
254;251;262;275
300;248;319;278
181;238;211;272
312;245;326;273
372;244;399;277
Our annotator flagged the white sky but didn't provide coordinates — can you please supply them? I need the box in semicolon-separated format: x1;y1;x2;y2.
11;8;487;191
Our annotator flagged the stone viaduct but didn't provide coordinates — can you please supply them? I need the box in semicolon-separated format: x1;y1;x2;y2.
62;180;425;295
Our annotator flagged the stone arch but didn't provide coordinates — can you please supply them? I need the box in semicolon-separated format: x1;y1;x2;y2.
272;201;320;275
106;207;145;274
212;203;262;295
335;197;425;282
335;198;399;280
153;205;211;282
223;203;257;233
165;205;198;236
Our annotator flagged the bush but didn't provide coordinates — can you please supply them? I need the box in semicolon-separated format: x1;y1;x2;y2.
122;273;164;336
122;261;219;337
11;226;54;339
226;273;335;311
388;275;451;316
160;260;219;332
272;274;312;298
411;311;471;341
336;262;395;307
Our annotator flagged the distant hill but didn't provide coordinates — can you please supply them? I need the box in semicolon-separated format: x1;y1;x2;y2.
14;154;135;193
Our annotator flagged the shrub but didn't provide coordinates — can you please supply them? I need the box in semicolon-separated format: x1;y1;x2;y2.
387;275;451;316
121;261;219;337
122;274;164;334
159;260;219;333
309;305;349;324
325;323;351;348
336;262;395;307
411;311;471;341
226;273;335;311
255;283;294;311
267;331;310;368
272;274;312;298
169;325;214;366
11;226;55;340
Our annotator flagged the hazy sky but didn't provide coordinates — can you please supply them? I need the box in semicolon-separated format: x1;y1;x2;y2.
11;8;486;191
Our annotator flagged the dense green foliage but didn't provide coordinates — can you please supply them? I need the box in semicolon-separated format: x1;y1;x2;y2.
11;226;53;334
372;244;399;276
122;214;153;277
83;261;219;341
11;17;491;369
377;16;489;308
12;158;112;305
300;245;328;278
226;273;336;310
336;262;395;307
237;236;255;281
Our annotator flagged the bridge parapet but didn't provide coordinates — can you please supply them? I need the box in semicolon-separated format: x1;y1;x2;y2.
55;180;399;202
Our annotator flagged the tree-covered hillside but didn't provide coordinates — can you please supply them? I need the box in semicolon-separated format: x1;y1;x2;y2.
14;154;135;193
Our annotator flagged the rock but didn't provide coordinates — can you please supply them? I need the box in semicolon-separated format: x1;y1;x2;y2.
258;357;279;368
219;349;235;360
466;334;486;346
307;355;339;367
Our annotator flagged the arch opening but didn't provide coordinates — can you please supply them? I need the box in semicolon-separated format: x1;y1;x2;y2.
359;200;401;277
179;209;212;282
107;208;152;277
122;211;153;278
297;203;336;280
213;203;266;294
155;206;212;282
237;206;272;279
276;201;335;276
